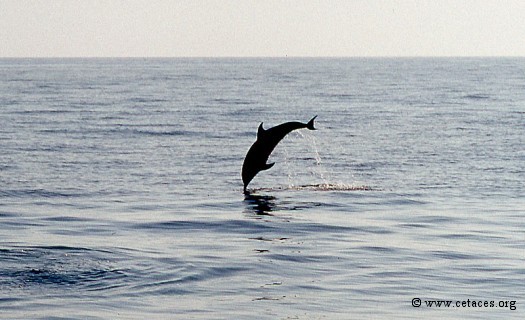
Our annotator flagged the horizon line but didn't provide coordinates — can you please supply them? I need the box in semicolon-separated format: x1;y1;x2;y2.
1;55;524;59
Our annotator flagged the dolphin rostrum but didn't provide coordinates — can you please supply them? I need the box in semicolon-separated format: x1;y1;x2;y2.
242;116;317;193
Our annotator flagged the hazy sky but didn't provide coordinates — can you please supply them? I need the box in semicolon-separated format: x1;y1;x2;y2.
1;0;525;57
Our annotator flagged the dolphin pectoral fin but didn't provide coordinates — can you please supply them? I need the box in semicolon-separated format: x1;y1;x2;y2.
262;162;275;170
306;115;317;130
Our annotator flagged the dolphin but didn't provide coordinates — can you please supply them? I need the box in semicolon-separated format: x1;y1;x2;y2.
242;116;317;193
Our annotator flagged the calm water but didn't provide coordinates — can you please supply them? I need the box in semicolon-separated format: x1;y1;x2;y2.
0;58;524;319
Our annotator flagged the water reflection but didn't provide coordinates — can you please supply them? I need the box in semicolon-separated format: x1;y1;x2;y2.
243;192;276;216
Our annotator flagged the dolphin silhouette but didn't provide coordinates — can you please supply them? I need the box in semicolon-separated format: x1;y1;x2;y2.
242;116;317;193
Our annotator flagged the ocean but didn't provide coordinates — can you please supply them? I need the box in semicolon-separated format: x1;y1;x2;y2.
0;58;523;319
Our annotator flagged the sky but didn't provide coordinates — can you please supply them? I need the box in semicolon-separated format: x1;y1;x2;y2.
1;0;525;57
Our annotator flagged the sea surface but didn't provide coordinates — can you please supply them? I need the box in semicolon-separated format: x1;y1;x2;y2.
0;58;524;319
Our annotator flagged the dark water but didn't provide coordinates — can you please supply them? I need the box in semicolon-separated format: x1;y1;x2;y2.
0;58;524;319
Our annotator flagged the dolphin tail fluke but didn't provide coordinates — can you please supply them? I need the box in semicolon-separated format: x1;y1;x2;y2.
262;162;275;170
306;115;317;130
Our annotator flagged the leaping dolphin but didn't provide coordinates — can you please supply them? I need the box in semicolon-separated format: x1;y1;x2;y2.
242;116;317;193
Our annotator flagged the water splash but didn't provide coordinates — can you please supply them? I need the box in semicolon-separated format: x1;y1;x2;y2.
269;130;372;192
280;142;297;187
289;183;373;191
252;183;374;192
296;130;330;184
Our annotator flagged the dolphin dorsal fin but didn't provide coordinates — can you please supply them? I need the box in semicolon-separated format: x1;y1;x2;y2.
257;122;265;138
